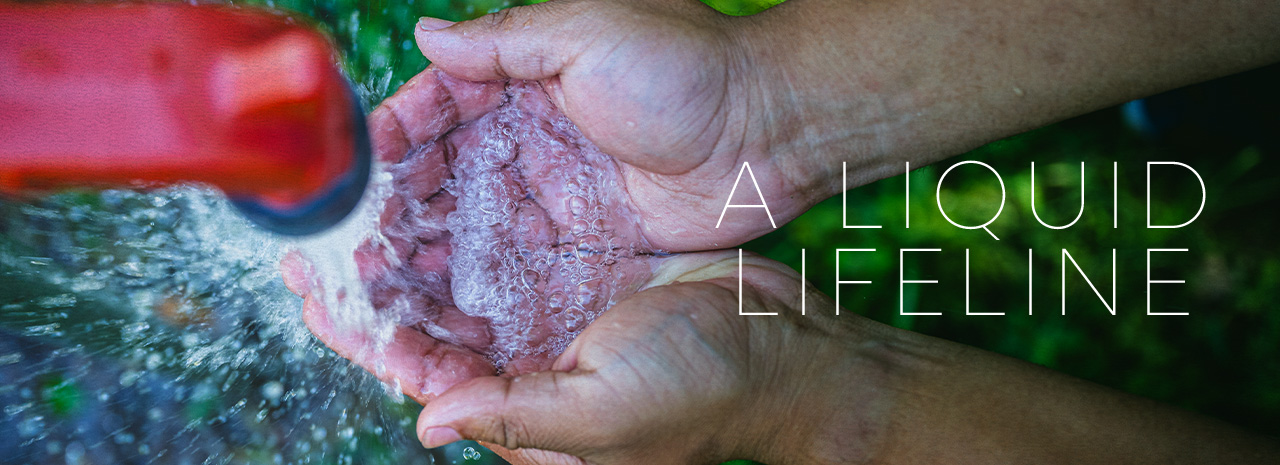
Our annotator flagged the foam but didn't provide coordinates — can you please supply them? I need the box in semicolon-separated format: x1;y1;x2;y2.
299;78;657;373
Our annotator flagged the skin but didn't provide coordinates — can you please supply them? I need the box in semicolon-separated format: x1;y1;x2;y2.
282;70;663;392
286;0;1280;463
416;251;1280;465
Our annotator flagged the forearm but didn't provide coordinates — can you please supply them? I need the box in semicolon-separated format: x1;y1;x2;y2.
769;320;1280;465
737;0;1280;197
881;331;1279;464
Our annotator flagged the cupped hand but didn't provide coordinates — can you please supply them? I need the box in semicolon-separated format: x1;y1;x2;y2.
412;250;901;465
416;0;826;251
282;67;662;401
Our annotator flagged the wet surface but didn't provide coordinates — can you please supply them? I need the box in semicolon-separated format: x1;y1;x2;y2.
301;72;658;378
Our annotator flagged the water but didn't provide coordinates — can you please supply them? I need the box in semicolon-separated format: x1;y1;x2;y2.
0;187;431;464
0;1;530;464
309;75;660;379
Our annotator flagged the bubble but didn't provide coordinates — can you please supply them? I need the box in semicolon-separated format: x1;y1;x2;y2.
369;80;660;371
564;306;588;332
567;196;589;216
546;291;568;314
575;234;606;265
462;446;481;461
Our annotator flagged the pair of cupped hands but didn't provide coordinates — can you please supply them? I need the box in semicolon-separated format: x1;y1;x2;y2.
282;1;884;464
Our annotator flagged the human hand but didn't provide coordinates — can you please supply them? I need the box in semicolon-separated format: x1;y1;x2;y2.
407;250;1280;465
414;0;837;251
281;67;662;401
411;250;904;465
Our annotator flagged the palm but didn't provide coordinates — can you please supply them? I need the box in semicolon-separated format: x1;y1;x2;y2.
538;3;800;251
284;68;663;400
424;250;829;465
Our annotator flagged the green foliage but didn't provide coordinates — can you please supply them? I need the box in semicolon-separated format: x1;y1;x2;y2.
252;0;1277;460
745;111;1280;436
7;1;1266;464
701;0;787;15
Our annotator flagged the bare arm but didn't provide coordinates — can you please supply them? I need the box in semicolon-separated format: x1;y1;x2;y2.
740;0;1280;194
773;314;1280;464
411;251;1280;465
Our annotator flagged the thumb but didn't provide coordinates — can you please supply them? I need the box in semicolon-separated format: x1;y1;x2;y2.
417;372;596;454
415;2;596;82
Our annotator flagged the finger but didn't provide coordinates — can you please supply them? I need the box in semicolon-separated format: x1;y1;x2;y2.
503;352;557;378
391;140;449;205
414;2;596;82
368;106;412;164
303;292;495;404
280;249;314;296
376;68;503;154
416;372;598;454
482;443;587;465
353;236;410;282
419;305;492;354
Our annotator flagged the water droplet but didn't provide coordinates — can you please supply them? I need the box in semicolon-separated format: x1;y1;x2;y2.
575;235;605;265
564;307;587;332
0;353;21;365
462;446;481;461
521;269;541;289
113;432;135;444
23;323;61;337
17;414;43;438
36;293;76;309
567;196;588;216
64;442;85;464
547;291;568;314
261;381;285;402
145;352;162;371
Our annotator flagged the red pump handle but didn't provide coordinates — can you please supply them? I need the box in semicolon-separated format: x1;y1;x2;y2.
0;3;364;216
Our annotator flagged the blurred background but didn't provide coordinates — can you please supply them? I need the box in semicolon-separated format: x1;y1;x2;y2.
1;0;1276;464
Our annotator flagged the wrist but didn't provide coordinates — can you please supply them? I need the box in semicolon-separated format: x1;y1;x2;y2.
734;313;950;465
732;0;1001;201
710;13;860;218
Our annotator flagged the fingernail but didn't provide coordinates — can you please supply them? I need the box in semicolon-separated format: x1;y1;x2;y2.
420;426;463;448
417;17;455;32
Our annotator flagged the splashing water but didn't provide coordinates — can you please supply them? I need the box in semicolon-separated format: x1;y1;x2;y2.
440;80;657;368
0;1;538;464
0;188;430;464
294;74;659;383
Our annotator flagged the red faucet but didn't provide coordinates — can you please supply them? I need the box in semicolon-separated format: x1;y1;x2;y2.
0;2;371;235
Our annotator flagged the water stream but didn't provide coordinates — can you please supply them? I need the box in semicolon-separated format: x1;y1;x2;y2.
0;0;531;463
